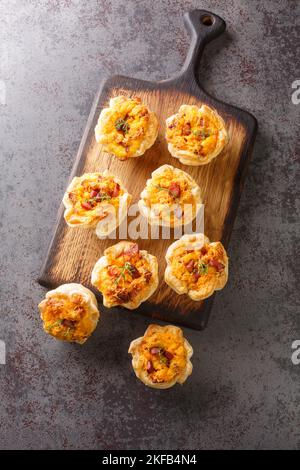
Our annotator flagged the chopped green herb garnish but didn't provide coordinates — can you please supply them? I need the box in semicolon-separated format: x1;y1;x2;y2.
46;319;63;331
198;262;208;275
114;262;134;285
64;327;71;338
89;193;111;203
126;264;136;276
98;193;112;201
115;118;130;133
159;353;168;365
155;184;169;192
193;129;210;138
155;184;173;196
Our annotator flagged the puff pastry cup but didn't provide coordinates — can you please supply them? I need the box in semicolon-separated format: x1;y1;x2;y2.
138;164;202;227
63;170;132;238
38;283;100;344
128;324;193;389
166;104;228;166
165;233;229;301
95;95;158;160
91;241;158;309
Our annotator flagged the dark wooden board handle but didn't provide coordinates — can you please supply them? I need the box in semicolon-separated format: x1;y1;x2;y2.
180;10;226;82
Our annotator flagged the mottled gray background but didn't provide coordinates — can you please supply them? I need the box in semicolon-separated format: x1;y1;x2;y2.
0;0;299;450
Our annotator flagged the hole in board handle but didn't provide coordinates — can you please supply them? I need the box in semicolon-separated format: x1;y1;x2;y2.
200;15;214;26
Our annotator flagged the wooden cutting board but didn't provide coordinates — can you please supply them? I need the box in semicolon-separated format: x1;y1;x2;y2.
38;10;257;330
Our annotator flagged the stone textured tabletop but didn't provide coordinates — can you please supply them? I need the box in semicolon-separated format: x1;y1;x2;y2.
0;0;299;450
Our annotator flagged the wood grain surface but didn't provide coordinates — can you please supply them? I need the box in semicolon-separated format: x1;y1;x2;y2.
38;10;257;330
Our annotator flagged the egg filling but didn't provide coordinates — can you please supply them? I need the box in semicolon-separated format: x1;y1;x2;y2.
93;243;153;305
138;326;188;384
41;293;94;343
169;242;226;290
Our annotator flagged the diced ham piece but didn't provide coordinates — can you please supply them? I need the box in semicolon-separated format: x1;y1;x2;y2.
146;360;155;373
208;259;225;272
185;259;195;272
90;189;99;198
164;351;174;361
128;264;140;279
115;290;131;303
182;122;191;135
150;347;160;355
201;246;207;255
169;182;181;198
112;183;120;198
123;243;139;258
62;319;75;328
193;271;200;281
81;201;93;210
95;192;105;200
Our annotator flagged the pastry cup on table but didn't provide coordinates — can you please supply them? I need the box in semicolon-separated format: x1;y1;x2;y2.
138;164;202;227
128;324;193;389
166;104;228;166
63;170;132;238
95;95;158;160
91;241;158;309
38;283;100;344
165;233;229;301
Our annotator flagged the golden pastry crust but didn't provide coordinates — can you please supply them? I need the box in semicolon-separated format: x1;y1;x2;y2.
165;233;229;301
95;96;158;160
166;104;228;166
138;164;202;227
38;283;100;344
63;170;132;238
128;324;193;389
91;241;158;309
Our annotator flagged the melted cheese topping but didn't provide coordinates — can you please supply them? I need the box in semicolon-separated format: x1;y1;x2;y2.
169;242;226;290
143;166;198;224
93;244;153;305
166;105;224;159
41;293;95;343
138;326;187;384
67;173;124;224
96;97;153;159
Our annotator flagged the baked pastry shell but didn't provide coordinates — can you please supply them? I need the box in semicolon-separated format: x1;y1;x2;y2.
165;233;229;301
91;241;159;309
38;283;100;344
128;324;193;389
166;104;228;166
63;170;132;238
95;96;159;159
138;164;202;227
